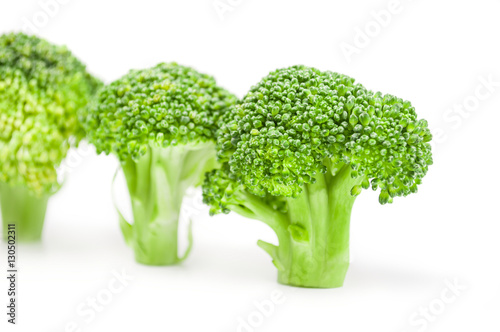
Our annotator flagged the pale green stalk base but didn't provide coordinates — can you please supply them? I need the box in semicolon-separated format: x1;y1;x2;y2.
232;164;361;288
119;143;216;266
275;195;352;288
0;183;50;242
277;166;356;288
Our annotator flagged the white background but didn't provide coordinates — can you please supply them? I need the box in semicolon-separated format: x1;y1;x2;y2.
1;0;500;331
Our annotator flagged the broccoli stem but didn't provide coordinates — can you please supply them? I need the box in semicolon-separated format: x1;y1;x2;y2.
120;143;215;265
251;165;361;288
0;183;50;242
277;165;360;288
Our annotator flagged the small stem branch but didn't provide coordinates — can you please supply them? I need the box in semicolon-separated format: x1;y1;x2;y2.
234;190;289;241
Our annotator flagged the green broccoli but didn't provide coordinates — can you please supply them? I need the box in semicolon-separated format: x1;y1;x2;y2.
0;33;101;241
80;62;237;265
203;65;433;288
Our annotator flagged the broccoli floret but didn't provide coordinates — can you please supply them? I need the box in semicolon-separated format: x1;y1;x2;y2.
203;65;433;288
81;62;237;265
0;32;101;241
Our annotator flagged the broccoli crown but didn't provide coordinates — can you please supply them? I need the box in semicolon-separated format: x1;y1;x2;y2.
213;65;433;203
0;33;102;194
81;62;237;162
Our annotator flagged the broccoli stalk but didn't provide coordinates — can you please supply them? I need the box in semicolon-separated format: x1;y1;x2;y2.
205;163;359;287
203;65;433;288
0;183;49;242
0;33;101;241
268;164;360;287
120;143;216;265
81;63;236;265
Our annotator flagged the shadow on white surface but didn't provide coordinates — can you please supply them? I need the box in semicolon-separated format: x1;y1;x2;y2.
346;262;439;290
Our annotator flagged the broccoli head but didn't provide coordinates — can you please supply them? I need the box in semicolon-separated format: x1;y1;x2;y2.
81;62;237;265
203;65;432;288
0;32;101;241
